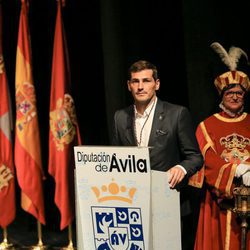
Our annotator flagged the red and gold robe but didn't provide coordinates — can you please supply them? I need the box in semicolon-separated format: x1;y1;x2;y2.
189;112;250;250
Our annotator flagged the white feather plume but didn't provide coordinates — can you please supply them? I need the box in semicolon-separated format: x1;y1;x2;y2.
228;46;248;70
210;42;248;71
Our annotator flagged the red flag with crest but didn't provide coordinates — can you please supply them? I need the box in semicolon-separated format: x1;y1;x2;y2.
0;2;16;228
48;0;82;230
15;0;45;224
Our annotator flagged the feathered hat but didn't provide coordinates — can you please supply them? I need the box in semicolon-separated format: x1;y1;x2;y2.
210;42;250;94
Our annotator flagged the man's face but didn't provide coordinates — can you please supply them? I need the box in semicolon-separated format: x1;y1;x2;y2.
222;85;245;113
127;69;160;105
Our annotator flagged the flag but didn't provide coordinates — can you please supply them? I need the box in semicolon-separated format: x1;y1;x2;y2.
48;0;81;230
15;0;45;224
0;3;15;228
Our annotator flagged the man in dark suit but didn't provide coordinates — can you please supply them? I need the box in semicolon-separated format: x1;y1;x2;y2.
112;60;203;249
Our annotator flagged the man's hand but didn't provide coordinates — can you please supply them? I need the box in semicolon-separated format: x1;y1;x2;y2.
242;172;250;186
167;165;186;188
235;163;250;177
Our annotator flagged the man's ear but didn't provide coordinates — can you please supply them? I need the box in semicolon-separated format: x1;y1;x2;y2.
127;80;131;91
156;79;160;90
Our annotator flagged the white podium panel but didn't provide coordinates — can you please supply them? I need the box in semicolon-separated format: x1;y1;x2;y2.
74;146;151;250
74;146;181;250
151;170;181;250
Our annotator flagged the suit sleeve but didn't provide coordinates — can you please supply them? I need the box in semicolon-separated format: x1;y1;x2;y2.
177;107;204;178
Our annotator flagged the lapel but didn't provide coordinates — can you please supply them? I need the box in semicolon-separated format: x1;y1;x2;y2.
148;99;165;146
125;105;137;145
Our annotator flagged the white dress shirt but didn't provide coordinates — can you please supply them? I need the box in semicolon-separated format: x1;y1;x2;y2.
134;98;157;147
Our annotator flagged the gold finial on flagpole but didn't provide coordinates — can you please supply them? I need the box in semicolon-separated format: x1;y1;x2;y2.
0;227;15;250
30;221;48;250
61;224;75;250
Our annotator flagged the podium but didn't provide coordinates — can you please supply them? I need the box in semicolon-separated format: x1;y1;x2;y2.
74;146;181;250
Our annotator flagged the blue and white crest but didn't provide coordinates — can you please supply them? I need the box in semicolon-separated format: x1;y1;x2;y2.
92;206;145;250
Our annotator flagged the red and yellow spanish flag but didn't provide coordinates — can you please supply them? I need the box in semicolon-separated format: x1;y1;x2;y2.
15;0;45;225
0;3;16;228
48;0;81;230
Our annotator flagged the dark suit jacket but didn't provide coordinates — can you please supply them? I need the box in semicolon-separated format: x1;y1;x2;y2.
112;99;203;179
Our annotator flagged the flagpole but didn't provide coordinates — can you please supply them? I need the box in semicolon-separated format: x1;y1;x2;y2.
61;224;75;250
30;221;48;250
0;227;14;249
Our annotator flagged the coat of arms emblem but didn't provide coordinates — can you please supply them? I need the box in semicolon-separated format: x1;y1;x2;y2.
50;94;78;151
92;206;144;250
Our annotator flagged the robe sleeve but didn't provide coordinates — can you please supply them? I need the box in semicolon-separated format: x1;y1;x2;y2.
189;122;237;198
